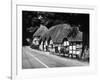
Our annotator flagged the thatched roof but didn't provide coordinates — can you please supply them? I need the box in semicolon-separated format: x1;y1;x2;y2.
33;25;48;37
41;24;71;42
41;24;83;43
68;31;83;41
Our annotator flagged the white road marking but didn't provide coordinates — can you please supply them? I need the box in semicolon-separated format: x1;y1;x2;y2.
26;50;49;68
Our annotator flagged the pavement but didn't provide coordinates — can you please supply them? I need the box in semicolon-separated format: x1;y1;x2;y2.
22;46;89;69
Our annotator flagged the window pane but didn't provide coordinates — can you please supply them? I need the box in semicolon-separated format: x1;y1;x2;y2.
73;46;76;50
67;41;69;45
69;46;72;50
69;50;72;54
73;51;76;54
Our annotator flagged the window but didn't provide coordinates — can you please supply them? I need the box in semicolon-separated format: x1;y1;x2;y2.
69;43;76;54
63;41;69;46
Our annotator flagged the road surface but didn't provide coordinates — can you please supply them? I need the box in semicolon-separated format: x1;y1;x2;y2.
22;46;89;69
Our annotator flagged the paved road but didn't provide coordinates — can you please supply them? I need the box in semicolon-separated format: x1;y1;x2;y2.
22;46;89;69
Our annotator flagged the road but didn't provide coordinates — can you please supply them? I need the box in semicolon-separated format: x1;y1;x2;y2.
22;46;89;69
